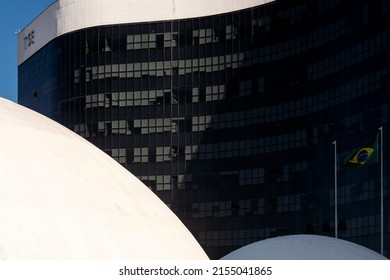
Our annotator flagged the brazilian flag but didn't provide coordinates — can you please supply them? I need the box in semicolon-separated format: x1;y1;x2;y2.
344;138;378;168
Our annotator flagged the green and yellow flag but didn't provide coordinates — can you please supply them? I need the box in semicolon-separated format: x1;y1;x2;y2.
344;137;378;168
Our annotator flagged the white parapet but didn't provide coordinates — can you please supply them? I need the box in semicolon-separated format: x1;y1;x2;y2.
17;0;275;65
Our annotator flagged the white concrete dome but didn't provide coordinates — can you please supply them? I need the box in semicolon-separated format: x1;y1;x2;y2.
0;98;208;259
221;234;387;260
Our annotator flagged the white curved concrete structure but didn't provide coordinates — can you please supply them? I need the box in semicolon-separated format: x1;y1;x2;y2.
221;235;387;260
0;98;208;259
17;0;275;65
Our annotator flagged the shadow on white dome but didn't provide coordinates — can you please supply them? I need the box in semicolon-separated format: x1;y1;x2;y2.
221;234;387;260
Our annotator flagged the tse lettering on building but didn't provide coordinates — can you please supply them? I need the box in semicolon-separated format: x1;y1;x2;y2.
24;30;35;49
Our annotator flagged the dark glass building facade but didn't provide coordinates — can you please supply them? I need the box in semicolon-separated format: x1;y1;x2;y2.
19;0;390;259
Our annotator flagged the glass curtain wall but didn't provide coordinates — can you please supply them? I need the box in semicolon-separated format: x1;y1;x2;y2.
19;0;390;259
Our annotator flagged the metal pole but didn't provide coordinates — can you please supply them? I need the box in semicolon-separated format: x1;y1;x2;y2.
333;140;338;239
379;126;383;255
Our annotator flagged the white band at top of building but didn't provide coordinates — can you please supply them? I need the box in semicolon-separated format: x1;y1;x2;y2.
17;0;275;66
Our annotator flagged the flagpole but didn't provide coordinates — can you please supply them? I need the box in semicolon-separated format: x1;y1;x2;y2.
333;140;338;239
379;126;383;255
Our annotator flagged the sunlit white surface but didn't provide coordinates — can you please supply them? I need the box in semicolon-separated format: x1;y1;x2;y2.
221;234;387;260
17;0;275;65
0;98;208;259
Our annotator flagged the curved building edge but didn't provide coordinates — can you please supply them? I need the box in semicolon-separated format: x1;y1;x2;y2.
17;0;275;66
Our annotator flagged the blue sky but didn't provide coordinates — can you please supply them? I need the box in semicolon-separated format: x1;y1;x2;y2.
0;0;54;102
